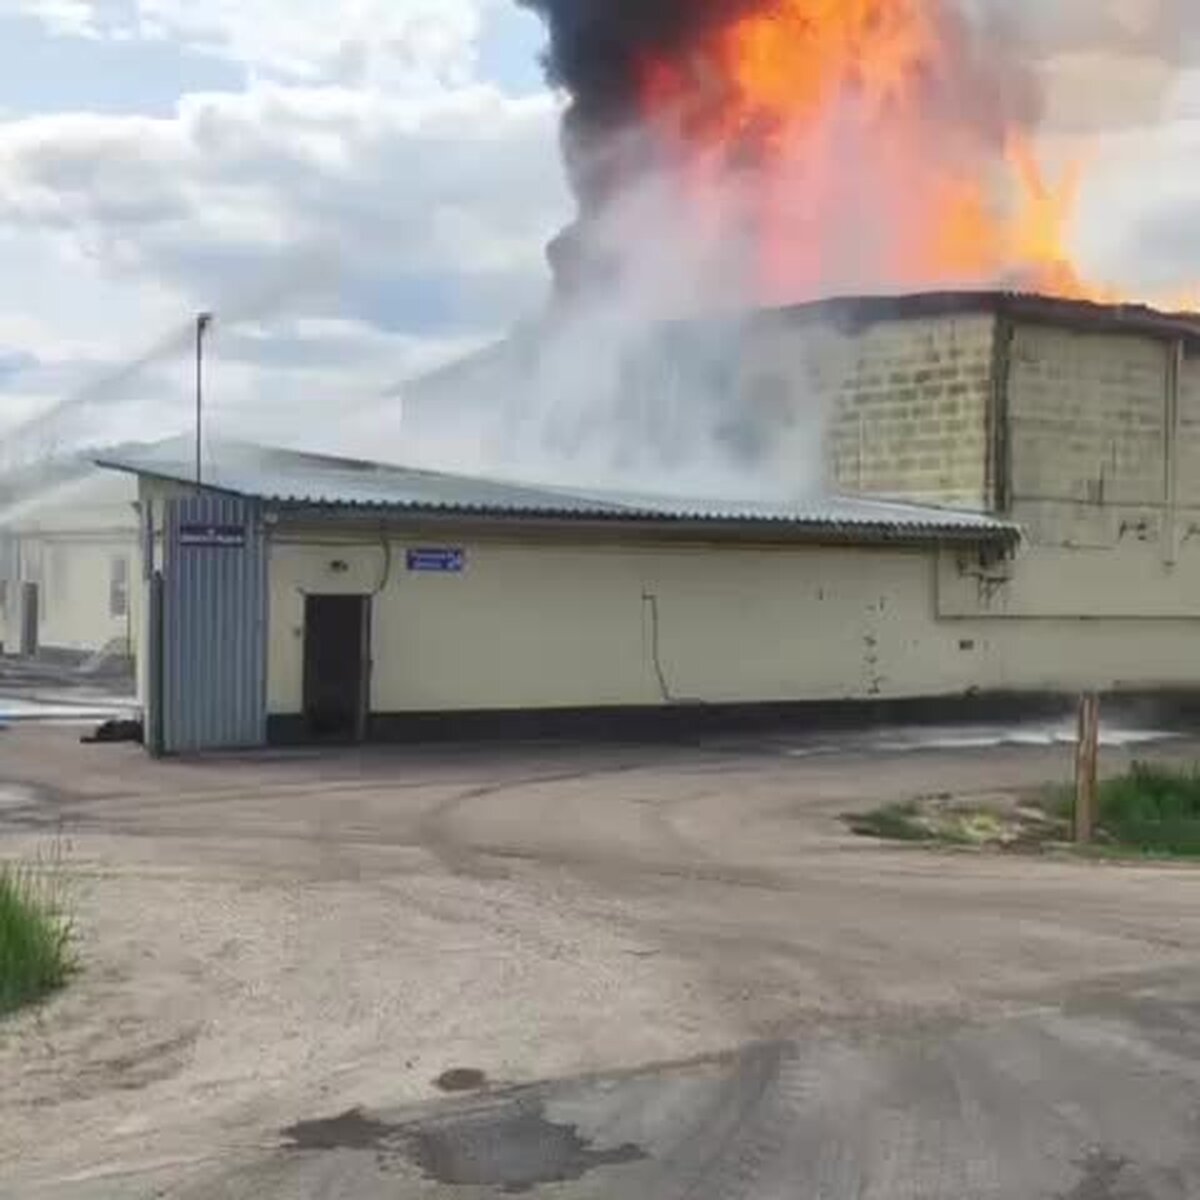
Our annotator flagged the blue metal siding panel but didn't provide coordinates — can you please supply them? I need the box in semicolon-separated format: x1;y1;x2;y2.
163;494;267;752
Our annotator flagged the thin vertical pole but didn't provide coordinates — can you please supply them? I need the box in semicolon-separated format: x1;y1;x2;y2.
196;313;212;487
149;571;165;758
1075;693;1100;844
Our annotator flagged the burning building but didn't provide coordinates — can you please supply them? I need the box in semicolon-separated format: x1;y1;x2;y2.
103;286;1200;750
75;3;1200;752
105;293;1200;753
373;3;1200;745
407;0;1195;460
410;0;1200;568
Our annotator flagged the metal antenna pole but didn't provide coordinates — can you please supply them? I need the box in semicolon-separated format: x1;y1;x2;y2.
196;312;213;486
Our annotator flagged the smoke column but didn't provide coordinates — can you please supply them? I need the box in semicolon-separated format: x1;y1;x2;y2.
395;0;1200;497
519;0;1198;308
519;0;768;298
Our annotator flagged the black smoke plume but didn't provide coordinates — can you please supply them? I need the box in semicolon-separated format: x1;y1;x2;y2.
519;1;763;295
518;1;757;124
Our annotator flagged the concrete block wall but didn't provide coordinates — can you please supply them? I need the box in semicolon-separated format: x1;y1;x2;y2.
944;322;1200;620
751;312;997;508
1006;324;1169;515
1176;352;1200;511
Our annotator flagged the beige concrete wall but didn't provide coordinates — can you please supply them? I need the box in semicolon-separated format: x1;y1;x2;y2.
774;312;994;508
937;534;1200;619
266;527;1200;716
1007;323;1169;512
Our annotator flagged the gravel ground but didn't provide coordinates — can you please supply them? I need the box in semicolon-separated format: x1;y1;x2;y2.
2;724;1200;1197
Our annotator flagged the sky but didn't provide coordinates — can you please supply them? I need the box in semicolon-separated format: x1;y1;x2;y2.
0;1;1198;472
0;0;570;464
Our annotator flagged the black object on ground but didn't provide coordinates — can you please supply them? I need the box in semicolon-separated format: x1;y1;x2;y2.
435;1067;489;1093
81;718;144;745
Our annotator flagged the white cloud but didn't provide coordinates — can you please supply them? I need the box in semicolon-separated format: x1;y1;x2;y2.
0;3;569;468
141;0;483;86
9;0;100;38
0;79;566;313
12;0;494;89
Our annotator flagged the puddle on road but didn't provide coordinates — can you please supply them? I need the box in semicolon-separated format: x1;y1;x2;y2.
283;1100;645;1193
284;1108;398;1152
407;1105;644;1193
0;784;37;810
783;721;1181;759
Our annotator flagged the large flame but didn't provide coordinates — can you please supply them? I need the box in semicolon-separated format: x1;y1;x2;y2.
633;0;1098;305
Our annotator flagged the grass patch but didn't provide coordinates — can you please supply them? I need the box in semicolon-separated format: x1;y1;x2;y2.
846;801;938;843
1039;761;1200;858
847;793;1064;850
0;850;75;1016
850;762;1200;860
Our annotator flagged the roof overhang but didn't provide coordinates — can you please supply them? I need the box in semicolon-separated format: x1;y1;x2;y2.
96;441;1023;550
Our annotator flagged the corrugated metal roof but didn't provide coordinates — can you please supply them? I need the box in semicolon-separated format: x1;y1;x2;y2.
96;438;1019;542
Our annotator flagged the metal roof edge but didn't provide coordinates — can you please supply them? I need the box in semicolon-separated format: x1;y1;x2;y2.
267;499;1022;543
94;446;1022;544
93;457;257;504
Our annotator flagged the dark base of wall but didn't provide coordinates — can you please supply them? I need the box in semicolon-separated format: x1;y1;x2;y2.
0;648;135;687
18;645;134;671
29;647;91;667
266;690;1200;748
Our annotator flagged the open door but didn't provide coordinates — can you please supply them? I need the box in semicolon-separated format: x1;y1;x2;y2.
303;595;370;742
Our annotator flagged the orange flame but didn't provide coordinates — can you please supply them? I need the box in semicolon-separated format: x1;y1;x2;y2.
634;0;1102;305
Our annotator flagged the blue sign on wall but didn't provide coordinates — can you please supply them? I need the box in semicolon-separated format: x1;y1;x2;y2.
406;547;465;574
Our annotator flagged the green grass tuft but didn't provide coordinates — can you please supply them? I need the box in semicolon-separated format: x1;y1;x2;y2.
0;855;76;1016
1040;761;1200;858
1097;762;1200;856
846;801;936;843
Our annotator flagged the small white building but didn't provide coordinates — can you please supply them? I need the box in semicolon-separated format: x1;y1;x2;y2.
0;465;139;664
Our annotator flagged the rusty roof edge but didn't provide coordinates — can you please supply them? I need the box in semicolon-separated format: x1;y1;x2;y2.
753;290;1200;344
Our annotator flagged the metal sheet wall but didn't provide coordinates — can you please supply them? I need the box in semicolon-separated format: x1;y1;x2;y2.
161;493;267;752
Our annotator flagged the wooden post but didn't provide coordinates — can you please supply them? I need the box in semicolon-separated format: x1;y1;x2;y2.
1075;693;1100;844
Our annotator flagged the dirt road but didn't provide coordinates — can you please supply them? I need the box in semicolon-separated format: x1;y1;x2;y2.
2;724;1200;1197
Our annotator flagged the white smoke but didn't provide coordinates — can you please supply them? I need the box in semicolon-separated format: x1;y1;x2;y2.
399;0;1200;497
398;151;846;501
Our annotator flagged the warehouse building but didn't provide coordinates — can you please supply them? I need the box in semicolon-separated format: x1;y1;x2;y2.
97;291;1200;753
99;437;1022;753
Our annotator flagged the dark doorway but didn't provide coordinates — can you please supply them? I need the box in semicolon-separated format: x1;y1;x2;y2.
20;582;39;658
303;595;370;742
